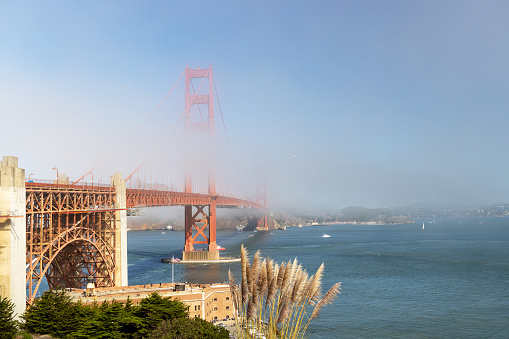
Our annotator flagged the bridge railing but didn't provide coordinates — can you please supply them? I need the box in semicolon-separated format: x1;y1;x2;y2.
131;182;173;191
25;179;113;189
72;181;112;188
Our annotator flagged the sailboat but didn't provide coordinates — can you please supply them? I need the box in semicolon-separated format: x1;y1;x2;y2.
422;223;425;230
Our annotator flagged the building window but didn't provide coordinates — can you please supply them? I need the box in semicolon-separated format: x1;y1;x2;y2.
214;316;218;320
226;306;229;310
226;297;230;301
214;307;218;311
213;298;217;302
198;305;200;310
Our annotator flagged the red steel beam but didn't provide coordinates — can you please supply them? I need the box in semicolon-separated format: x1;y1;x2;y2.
26;182;262;210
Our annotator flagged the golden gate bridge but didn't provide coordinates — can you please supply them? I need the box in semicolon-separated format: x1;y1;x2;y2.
0;66;268;317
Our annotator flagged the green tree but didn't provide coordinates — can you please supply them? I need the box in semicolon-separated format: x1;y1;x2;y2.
70;300;144;339
0;296;19;339
71;301;125;339
148;318;229;339
22;289;75;338
135;293;189;337
117;298;144;338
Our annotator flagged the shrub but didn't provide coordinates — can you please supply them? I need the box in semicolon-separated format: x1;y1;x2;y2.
22;289;75;338
148;317;229;339
15;331;32;339
135;292;189;337
0;296;19;339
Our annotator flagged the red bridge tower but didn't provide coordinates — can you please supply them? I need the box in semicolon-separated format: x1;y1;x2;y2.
183;66;219;261
256;170;268;230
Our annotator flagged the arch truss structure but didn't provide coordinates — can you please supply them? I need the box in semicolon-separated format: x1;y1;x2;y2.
25;183;117;304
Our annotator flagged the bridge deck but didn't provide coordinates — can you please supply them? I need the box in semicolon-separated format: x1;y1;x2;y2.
25;182;262;210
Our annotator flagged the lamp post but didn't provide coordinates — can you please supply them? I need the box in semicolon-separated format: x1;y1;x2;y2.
28;173;34;181
52;167;59;183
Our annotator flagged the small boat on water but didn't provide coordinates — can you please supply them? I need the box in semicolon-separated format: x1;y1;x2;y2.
162;231;166;234
161;257;181;263
322;234;330;238
217;245;226;251
422;223;425;230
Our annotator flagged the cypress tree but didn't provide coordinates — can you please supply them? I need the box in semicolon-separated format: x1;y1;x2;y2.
22;289;74;337
0;296;18;339
135;293;189;337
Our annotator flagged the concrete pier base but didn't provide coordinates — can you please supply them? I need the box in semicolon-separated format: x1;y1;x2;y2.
111;173;128;287
0;156;26;319
182;250;220;262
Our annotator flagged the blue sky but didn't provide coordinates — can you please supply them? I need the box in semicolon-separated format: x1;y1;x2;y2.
1;1;508;210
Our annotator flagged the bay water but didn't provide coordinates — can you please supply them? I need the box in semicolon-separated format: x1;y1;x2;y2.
129;217;509;338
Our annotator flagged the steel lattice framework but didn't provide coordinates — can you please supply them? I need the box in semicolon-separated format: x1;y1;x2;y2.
25;183;117;303
24;182;262;303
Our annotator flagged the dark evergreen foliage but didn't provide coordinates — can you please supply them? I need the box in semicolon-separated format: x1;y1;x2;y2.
148;317;229;339
21;290;203;339
134;293;190;337
0;296;19;339
21;289;74;338
70;300;144;339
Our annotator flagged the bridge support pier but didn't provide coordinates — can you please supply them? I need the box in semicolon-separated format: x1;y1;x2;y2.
111;173;128;286
0;156;26;319
182;202;219;262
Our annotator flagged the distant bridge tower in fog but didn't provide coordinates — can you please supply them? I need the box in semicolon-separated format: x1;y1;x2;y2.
256;170;268;230
183;66;219;260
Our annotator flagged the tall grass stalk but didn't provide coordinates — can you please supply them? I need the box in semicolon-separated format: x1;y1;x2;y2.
229;245;341;338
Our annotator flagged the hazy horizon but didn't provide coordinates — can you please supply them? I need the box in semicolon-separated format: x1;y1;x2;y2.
1;1;508;210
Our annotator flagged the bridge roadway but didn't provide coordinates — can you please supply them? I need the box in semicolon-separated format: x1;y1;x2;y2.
125;187;261;209
25;182;261;210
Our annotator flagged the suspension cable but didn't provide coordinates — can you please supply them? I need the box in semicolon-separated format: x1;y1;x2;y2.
74;67;187;186
213;76;230;145
213;76;256;202
139;67;186;127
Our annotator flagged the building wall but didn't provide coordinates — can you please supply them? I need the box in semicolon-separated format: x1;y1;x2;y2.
203;285;234;321
69;282;235;321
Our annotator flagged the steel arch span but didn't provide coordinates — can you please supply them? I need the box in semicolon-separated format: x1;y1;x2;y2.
25;185;118;304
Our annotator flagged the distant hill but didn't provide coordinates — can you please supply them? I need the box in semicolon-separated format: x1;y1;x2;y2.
385;202;509;218
127;209;279;231
126;202;509;231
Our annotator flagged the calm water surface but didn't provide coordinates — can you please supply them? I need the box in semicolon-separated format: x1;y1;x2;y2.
128;217;509;338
